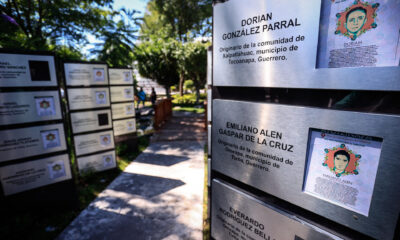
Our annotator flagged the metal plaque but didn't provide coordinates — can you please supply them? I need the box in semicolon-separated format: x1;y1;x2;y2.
212;99;400;239
208;124;211;156
0;123;67;162
211;179;342;240
0;91;62;126
67;88;110;110
110;86;134;103
113;118;136;136
207;89;212;122
77;150;116;174
207;47;212;86
70;109;112;134
0;154;72;196
111;102;135;120
0;53;57;87
73;130;115;156
207;158;211;187
64;63;108;86
109;68;133;85
213;0;400;90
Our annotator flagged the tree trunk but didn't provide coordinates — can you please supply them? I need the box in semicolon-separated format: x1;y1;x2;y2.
179;73;184;96
165;86;171;99
195;87;200;105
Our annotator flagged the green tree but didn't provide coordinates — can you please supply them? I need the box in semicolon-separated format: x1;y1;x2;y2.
134;38;179;98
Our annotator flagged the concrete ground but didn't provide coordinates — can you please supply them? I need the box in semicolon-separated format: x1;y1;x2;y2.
58;112;206;240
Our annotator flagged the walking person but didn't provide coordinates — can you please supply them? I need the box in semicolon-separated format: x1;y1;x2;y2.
137;87;146;109
150;87;157;106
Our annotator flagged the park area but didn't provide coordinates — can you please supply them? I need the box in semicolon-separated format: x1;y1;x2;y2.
0;0;212;239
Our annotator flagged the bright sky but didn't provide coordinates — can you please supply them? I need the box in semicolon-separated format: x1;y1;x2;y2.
84;0;149;59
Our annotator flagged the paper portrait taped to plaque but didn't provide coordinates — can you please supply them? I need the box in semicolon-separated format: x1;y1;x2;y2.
124;88;133;99
318;0;400;68
103;154;114;167
100;134;111;147
123;71;132;82
47;160;66;179
41;129;61;149
125;104;134;115
35;96;56;116
95;91;107;105
127;120;135;131
303;129;382;216
93;68;105;82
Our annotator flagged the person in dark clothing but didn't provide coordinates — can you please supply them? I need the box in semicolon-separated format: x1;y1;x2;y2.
150;87;157;106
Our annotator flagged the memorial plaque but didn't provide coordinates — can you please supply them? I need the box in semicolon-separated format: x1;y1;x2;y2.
207;47;212;86
77;150;116;173
213;0;400;90
208;124;211;156
212;179;342;240
0;123;67;162
64;63;108;86
207;89;212;122
113;118;136;136
109;68;133;85
212;99;400;239
111;102;135;120
0;53;57;87
110;86;134;103
0;91;62;126
73;130;115;156
207;158;211;187
70;109;112;134
67;88;110;110
0;154;72;196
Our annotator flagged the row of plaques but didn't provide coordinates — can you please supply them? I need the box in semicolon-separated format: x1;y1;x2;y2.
212;99;400;239
0;52;73;196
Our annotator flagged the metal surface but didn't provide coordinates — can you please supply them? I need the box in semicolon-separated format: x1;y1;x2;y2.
0;53;57;87
111;102;136;120
77;150;116;173
213;0;400;90
207;47;212;86
70;109;112;134
67;88;110;110
110;86;134;103
73;130;115;156
0;154;72;195
0;91;62;126
64;63;108;86
212;179;342;240
212;99;400;239
207;89;212;123
0;123;67;162
208;158;211;187
109;68;133;85
113;118;136;136
208;124;212;156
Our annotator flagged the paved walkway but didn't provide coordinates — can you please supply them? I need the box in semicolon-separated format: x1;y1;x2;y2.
58;112;206;240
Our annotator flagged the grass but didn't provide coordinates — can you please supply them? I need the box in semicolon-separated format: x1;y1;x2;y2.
203;144;210;240
173;106;205;114
0;136;150;240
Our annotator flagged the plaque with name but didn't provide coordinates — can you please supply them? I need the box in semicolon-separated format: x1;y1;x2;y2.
0;91;62;126
212;99;400;239
110;86;134;103
67;88;110;110
212;179;342;240
213;0;400;90
0;53;57;87
0;154;72;196
77;150;116;173
73;130;115;156
111;102;135;120
64;63;108;86
113;118;136;136
70;109;112;134
109;68;133;85
0;123;67;162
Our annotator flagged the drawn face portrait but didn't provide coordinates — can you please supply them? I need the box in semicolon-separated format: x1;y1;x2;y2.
346;9;367;33
334;154;349;173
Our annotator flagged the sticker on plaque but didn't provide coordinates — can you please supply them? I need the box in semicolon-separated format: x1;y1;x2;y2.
93;68;105;82
124;71;132;82
29;60;51;81
100;134;112;146
103;154;114;167
41;129;61;149
35;96;56;116
126;104;134;115
47;160;66;179
124;88;133;99
303;128;383;216
95;91;107;105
